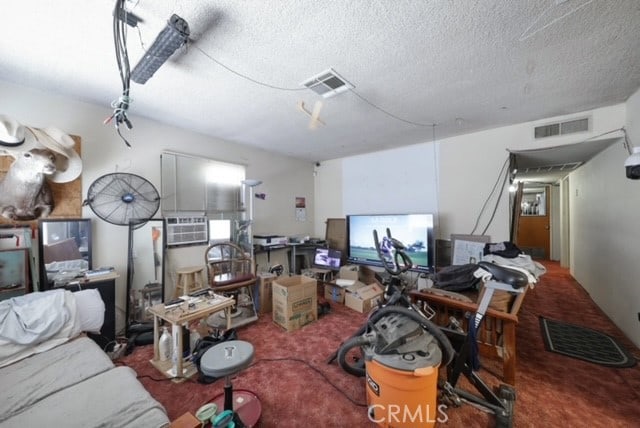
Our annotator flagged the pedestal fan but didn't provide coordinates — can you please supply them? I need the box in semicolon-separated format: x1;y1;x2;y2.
83;173;160;226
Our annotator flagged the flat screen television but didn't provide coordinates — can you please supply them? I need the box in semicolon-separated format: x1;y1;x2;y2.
346;213;435;274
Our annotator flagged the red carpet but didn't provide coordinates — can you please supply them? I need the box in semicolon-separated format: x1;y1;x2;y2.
120;262;640;427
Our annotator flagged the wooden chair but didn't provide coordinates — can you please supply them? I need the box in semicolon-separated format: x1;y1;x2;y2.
204;242;258;329
410;283;529;385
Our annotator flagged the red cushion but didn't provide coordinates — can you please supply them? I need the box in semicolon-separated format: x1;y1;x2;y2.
214;273;255;286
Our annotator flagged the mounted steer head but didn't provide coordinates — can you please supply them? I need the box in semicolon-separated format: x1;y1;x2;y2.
0;148;57;220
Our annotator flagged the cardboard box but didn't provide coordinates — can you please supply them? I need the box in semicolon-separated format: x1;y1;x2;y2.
324;282;345;303
170;412;201;428
256;272;276;314
358;265;380;285
325;279;366;304
272;275;318;332
345;283;384;313
339;265;359;281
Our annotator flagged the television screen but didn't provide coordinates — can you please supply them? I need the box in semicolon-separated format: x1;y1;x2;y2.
313;248;342;269
346;213;435;273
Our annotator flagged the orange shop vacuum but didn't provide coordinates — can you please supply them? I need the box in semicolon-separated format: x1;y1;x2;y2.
339;306;448;428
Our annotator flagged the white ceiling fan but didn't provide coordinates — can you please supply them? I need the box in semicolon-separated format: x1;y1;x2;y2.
298;100;325;130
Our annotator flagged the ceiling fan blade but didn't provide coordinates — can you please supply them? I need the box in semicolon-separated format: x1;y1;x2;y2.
309;101;323;130
298;100;326;130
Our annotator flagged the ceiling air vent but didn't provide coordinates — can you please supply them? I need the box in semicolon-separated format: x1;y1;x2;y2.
534;117;589;139
301;68;354;98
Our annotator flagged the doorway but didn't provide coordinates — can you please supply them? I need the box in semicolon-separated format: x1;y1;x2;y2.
515;186;550;259
508;136;621;263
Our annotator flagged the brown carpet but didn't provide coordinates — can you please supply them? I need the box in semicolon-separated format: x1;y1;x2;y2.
119;261;640;427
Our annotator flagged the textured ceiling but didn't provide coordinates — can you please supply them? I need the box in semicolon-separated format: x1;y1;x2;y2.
0;0;639;163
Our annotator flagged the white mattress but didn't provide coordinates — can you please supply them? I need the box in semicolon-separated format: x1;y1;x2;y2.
0;337;170;428
0;337;113;423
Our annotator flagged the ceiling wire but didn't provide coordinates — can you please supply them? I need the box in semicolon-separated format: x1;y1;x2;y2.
138;28;435;128
106;0;134;147
519;0;594;42
135;26;147;51
192;45;307;92
480;161;510;236
431;124;443;240
470;155;510;235
621;128;634;155
349;88;435;127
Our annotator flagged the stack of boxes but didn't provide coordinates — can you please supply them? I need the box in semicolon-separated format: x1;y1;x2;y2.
258;265;385;333
324;266;384;313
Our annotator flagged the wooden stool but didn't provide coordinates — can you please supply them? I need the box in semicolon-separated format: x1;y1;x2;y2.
175;266;205;298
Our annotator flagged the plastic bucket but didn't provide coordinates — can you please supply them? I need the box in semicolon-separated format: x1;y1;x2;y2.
365;359;439;428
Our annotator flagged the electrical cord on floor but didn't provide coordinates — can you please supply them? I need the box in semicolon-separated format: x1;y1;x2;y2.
134;374;199;383
118;354;368;405
115;357;199;383
248;357;368;407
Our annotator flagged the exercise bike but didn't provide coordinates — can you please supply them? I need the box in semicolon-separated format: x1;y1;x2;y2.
332;229;524;428
326;229;452;375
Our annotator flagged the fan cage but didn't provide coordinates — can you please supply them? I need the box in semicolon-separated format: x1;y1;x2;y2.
85;173;160;226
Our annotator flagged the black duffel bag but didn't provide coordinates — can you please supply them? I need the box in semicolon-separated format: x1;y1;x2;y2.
433;263;481;292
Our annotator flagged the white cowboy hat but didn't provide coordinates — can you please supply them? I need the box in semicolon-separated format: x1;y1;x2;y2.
26;127;83;183
0;115;82;183
0;115;25;146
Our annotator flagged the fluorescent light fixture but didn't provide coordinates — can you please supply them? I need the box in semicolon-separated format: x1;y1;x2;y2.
131;14;190;84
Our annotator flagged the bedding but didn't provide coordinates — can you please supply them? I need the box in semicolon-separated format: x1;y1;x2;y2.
2;366;169;428
0;327;169;428
0;289;82;368
0;336;113;423
0;290;169;427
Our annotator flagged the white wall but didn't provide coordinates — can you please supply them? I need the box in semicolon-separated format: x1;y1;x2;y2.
316;104;626;241
437;105;626;241
342;143;439;216
566;87;640;347
550;185;561;260
569;138;640;346
0;80;315;331
313;159;343;237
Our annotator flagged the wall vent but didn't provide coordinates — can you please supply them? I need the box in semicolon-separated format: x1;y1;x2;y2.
301;68;354;98
534;117;589;139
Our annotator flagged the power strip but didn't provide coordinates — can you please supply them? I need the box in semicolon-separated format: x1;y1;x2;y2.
108;343;126;360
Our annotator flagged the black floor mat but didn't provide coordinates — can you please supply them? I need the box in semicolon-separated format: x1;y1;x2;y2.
539;317;636;368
